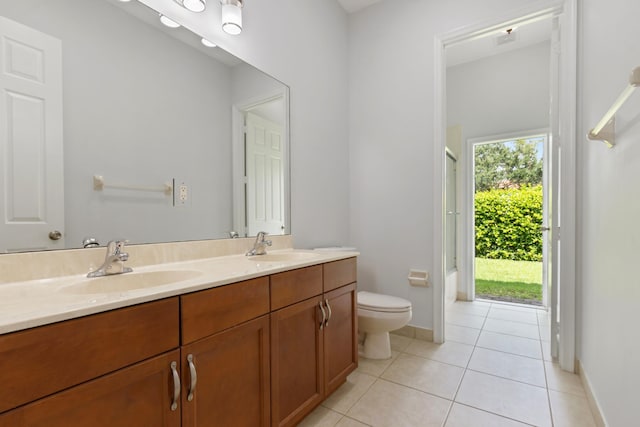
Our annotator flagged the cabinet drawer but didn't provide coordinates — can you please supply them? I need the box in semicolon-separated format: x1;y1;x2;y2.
323;258;357;292
181;277;270;344
270;265;323;310
0;298;179;414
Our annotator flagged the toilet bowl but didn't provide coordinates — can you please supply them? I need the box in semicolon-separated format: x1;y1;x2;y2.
358;291;412;360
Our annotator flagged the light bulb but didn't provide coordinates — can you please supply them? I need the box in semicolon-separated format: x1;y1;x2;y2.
201;38;217;48
159;15;181;28
182;0;206;13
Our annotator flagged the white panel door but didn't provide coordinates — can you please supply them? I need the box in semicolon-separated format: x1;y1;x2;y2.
0;16;64;252
245;112;284;236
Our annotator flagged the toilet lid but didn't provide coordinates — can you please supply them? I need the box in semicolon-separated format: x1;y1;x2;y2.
358;291;411;313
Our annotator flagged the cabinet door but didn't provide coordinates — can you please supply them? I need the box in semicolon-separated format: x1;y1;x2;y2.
0;350;181;427
182;315;270;427
271;296;324;427
323;283;358;395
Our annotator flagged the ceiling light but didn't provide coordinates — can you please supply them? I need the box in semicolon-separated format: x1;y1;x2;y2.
201;38;217;48
117;0;132;2
220;0;243;35
175;0;206;13
159;14;181;28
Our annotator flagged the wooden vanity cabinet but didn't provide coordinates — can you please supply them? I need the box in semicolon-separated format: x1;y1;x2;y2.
270;259;357;427
0;257;357;427
180;277;271;427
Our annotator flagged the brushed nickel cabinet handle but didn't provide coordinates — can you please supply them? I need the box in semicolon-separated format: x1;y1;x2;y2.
187;354;197;402
324;300;332;328
170;361;180;411
319;301;327;330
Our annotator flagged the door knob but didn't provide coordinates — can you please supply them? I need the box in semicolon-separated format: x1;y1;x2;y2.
540;226;551;232
49;230;62;240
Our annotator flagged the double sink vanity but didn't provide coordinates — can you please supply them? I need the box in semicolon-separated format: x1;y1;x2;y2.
0;240;358;427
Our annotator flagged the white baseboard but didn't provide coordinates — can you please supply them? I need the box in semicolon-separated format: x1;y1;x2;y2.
577;360;607;427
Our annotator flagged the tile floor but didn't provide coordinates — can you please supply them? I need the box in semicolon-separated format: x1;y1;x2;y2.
299;300;597;427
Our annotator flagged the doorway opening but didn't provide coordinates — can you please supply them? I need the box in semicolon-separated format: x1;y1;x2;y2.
472;134;547;308
435;0;578;371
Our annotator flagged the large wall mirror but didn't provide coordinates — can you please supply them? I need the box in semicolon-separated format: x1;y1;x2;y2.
0;0;290;253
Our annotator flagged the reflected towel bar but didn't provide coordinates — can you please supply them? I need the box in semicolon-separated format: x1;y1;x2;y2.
93;175;173;196
588;66;640;148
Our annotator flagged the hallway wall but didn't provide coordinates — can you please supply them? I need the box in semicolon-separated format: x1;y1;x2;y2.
578;0;640;425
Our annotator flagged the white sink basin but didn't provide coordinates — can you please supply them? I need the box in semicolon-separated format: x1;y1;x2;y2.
247;252;320;263
63;270;202;294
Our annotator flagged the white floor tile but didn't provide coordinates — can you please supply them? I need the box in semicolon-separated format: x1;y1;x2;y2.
447;301;491;317
488;307;539;325
537;310;551;326
347;379;451;427
445;323;481;345
549;390;597;427
446;311;486;329
298;405;344;427
389;334;413;352
456;370;552;427
381;353;465;399
336;417;372;427
540;340;553;361
483;318;541;339
357;350;398;377
468;347;546;387
544;361;586;396
476;330;542;359
488;301;543;313
445;403;530;427
322;371;377;414
404;339;474;368
539;323;551;341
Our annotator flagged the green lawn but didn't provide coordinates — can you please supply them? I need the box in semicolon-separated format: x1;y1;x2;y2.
475;258;542;301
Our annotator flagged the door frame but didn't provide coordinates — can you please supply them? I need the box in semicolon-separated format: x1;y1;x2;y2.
465;130;550;304
433;0;578;372
231;88;290;237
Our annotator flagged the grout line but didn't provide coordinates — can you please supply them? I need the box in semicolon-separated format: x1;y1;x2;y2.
452;402;539;427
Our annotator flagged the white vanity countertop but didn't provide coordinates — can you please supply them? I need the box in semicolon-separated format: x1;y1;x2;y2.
0;249;358;335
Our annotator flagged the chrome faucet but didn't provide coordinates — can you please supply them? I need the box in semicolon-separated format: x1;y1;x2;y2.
87;240;133;278
246;231;272;256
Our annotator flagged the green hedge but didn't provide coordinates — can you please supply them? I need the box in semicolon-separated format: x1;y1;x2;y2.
475;186;543;261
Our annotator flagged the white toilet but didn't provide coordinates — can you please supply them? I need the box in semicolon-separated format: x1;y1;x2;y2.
357;291;412;360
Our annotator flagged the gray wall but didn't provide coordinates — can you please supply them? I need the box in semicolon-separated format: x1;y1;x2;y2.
447;41;551;141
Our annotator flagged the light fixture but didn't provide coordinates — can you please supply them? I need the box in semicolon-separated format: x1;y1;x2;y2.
159;14;181;28
117;0;132;2
201;38;217;48
220;0;243;35
175;0;206;13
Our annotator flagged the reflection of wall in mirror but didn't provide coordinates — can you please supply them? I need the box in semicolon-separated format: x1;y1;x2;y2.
0;0;284;250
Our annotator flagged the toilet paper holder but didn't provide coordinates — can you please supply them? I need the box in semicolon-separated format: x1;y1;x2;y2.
408;269;429;287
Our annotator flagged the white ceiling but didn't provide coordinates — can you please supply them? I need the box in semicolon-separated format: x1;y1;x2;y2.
446;17;552;67
337;0;381;13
